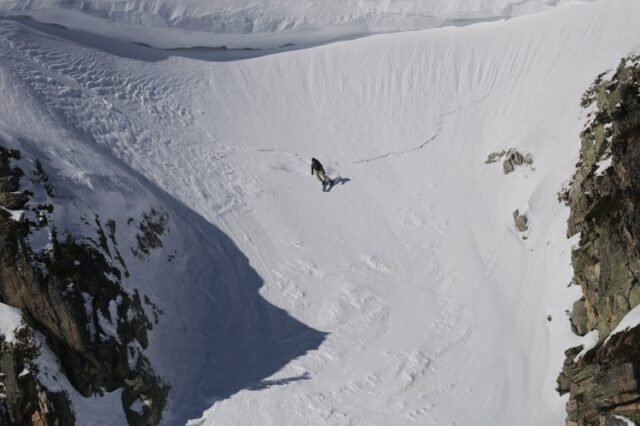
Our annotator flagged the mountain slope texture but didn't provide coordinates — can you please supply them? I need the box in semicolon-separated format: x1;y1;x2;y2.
1;0;640;425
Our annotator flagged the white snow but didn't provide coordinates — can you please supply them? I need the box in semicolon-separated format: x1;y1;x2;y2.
0;303;24;343
97;308;120;343
3;207;25;222
576;329;600;360
130;398;146;415
595;156;612;176
0;0;639;425
615;415;637;426
605;303;640;345
80;292;96;339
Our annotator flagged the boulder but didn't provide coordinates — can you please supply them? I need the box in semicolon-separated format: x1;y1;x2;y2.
503;149;533;174
513;209;528;232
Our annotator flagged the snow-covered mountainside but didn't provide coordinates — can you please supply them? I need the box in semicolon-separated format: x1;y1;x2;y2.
1;0;640;425
0;0;590;49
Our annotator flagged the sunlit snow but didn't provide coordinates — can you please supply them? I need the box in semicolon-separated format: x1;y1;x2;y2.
1;0;639;425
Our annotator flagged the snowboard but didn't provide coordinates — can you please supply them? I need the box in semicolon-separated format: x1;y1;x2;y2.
322;179;336;192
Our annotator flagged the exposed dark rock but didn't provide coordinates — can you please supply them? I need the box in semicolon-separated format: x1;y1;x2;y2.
571;298;591;336
131;209;168;260
32;159;54;197
559;56;640;425
0;176;20;193
513;209;529;232
485;150;506;164
0;192;28;210
0;145;168;425
0;323;75;426
558;326;640;425
503;149;533;174
485;148;533;174
122;357;168;426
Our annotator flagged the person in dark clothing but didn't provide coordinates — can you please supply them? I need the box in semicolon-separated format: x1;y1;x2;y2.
311;157;332;190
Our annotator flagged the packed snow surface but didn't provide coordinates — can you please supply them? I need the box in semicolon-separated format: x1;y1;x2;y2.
1;0;640;425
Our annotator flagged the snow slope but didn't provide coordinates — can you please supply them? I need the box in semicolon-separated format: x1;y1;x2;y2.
1;0;639;424
0;17;325;426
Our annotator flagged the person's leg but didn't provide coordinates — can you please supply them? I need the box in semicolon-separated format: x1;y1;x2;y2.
318;170;330;183
314;170;325;183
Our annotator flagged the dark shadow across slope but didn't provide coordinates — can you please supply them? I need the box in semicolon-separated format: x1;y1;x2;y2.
13;134;327;425
4;16;364;63
4;14;506;64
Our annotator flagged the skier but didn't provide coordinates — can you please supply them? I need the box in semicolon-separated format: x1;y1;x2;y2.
311;157;332;191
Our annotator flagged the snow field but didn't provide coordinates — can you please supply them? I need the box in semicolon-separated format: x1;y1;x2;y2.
190;2;640;424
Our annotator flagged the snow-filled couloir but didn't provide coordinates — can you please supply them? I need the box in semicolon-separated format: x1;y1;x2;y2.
0;0;639;425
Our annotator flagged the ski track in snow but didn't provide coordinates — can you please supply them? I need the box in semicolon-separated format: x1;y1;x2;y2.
1;0;639;425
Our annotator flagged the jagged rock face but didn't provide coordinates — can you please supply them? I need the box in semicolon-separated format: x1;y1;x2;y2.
502;149;533;174
0;146;167;425
566;57;640;338
558;57;640;425
559;328;640;425
0;326;75;426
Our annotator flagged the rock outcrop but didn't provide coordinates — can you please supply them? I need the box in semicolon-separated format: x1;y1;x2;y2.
485;148;533;174
0;324;75;426
0;146;167;425
558;56;640;425
513;209;529;233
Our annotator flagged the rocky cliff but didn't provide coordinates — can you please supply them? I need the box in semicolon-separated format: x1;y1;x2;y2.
0;146;167;425
558;56;640;425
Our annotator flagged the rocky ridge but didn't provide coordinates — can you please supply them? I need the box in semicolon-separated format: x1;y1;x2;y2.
0;321;75;426
0;145;168;425
558;56;640;425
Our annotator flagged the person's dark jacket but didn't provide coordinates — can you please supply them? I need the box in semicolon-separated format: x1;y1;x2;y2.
311;158;325;175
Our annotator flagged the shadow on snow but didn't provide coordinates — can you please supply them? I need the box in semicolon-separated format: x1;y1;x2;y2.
4;16;367;63
330;176;351;189
5;14;507;64
247;372;311;391
133;175;328;424
12;136;328;425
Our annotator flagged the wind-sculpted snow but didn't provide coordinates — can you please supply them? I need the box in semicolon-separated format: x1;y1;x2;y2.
0;0;590;50
0;18;326;425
